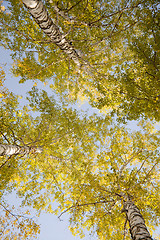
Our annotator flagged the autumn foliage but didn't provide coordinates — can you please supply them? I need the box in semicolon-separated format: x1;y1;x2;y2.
0;0;160;239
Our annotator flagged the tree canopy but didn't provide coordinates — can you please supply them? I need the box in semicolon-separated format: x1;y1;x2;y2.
0;0;160;239
1;85;160;239
0;0;159;121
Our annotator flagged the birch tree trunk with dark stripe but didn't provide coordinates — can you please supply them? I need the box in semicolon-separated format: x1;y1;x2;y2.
122;196;153;240
22;0;81;67
0;144;42;156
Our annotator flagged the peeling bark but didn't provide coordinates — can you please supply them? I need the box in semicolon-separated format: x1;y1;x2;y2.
22;0;81;67
122;196;153;240
0;144;42;156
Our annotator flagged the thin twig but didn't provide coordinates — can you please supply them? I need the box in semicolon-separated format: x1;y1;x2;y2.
127;153;153;190
0;156;12;169
142;160;159;184
0;132;10;144
0;203;19;222
31;57;65;79
46;159;64;195
65;0;83;12
51;131;71;143
119;149;143;179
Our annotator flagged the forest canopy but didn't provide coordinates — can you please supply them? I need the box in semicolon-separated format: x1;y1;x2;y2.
0;0;160;239
0;0;159;121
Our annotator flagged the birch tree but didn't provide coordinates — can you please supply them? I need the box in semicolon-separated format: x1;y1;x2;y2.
122;195;153;240
22;0;81;67
0;0;159;121
1;85;159;239
0;72;41;239
0;86;111;216
0;144;42;156
20;90;160;239
52;120;160;240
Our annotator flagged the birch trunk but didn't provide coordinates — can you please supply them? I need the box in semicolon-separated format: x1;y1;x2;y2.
122;196;153;240
0;144;42;156
22;0;81;67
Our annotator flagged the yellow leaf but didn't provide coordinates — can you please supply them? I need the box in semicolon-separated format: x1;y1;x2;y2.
1;6;5;11
33;82;37;86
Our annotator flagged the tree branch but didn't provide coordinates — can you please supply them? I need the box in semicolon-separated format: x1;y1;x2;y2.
58;200;114;219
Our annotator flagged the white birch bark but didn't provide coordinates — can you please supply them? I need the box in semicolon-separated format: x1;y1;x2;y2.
122;196;153;240
0;144;42;156
22;0;81;67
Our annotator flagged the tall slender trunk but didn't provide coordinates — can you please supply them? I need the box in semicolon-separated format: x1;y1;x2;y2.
0;144;42;156
22;0;81;67
122;196;153;240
